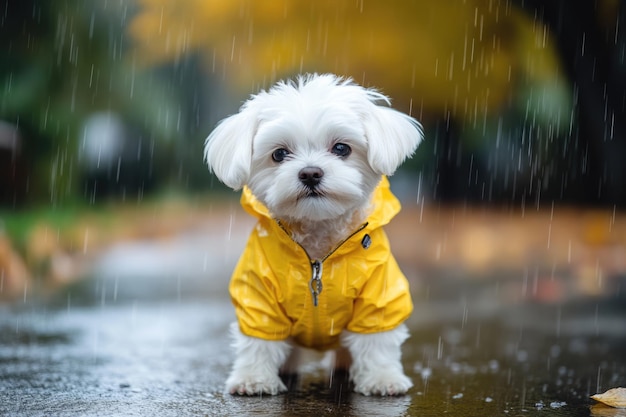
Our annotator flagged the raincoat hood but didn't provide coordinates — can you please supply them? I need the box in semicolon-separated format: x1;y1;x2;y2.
230;177;413;350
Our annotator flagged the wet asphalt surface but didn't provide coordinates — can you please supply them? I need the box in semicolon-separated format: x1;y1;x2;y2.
1;215;626;417
2;273;625;417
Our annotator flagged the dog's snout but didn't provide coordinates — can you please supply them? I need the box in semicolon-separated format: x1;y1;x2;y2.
299;167;324;188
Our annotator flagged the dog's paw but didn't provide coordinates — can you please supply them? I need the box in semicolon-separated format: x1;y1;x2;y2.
226;372;287;396
353;371;413;396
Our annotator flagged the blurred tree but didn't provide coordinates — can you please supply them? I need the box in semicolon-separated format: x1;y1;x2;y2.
129;0;589;207
4;0;621;207
129;0;556;118
0;0;189;206
516;0;626;205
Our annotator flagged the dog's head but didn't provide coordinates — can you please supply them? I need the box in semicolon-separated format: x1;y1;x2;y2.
204;74;423;221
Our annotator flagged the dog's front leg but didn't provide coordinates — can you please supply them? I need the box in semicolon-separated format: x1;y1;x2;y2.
226;323;291;395
341;324;413;396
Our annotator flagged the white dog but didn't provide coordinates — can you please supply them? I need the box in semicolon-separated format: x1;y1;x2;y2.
205;74;423;396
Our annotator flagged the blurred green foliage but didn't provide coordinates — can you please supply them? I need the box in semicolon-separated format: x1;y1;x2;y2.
0;206;82;253
1;0;211;206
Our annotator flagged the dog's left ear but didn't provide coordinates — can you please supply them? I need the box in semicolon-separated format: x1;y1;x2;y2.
363;106;423;176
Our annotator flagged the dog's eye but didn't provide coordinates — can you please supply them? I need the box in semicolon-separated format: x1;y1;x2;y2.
331;143;352;158
272;148;290;163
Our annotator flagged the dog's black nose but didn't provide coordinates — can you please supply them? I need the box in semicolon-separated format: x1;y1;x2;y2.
299;166;324;188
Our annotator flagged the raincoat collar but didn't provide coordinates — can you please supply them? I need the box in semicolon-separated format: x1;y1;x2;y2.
239;176;401;231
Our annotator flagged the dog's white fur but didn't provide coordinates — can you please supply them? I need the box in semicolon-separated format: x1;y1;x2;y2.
205;74;422;396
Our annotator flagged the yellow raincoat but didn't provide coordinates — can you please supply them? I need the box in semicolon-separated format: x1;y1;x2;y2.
230;177;413;351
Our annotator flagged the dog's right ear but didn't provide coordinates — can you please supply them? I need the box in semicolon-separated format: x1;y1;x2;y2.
204;109;257;190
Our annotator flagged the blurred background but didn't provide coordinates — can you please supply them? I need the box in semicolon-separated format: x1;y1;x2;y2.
1;2;626;415
0;0;625;302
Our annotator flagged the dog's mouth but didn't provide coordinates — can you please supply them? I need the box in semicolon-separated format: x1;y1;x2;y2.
297;187;326;200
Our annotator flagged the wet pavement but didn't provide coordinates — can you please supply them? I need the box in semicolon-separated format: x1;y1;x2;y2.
1;204;626;416
1;273;625;416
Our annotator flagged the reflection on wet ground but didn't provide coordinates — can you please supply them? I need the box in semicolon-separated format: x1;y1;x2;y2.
1;274;624;416
1;203;625;416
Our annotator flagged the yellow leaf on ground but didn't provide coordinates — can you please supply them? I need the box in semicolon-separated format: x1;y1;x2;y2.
592;388;626;408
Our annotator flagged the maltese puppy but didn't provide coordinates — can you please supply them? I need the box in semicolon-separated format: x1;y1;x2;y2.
204;73;423;396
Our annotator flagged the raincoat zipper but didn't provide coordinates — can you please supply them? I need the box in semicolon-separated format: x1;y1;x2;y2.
309;260;323;307
276;220;369;307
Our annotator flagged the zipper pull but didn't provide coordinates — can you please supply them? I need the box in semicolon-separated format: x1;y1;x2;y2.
309;260;323;307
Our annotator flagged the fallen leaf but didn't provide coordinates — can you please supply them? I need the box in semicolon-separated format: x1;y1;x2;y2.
592;388;626;408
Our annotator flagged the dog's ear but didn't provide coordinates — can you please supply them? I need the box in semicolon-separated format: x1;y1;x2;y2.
204;109;257;190
363;106;423;176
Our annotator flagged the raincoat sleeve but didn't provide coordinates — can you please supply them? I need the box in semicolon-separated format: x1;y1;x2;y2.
346;230;413;334
229;226;292;341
